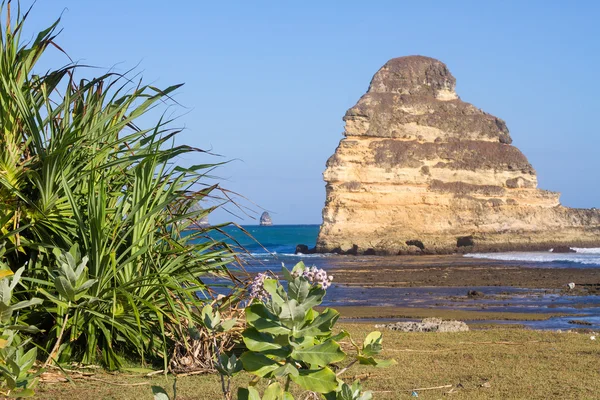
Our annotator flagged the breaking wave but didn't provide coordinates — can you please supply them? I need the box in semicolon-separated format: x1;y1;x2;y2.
464;248;600;267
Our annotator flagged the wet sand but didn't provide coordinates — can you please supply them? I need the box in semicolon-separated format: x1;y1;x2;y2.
328;255;600;294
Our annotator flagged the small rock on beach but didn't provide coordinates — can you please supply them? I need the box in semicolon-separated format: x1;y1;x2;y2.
375;317;469;332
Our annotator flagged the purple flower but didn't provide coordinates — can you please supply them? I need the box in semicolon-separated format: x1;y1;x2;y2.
249;272;270;301
298;266;333;289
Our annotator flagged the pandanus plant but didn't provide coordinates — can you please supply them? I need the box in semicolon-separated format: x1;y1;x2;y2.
0;1;240;369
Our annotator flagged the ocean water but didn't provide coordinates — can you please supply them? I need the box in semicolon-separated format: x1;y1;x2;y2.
216;224;600;269
465;247;600;267
216;224;331;273
219;224;320;256
207;225;600;329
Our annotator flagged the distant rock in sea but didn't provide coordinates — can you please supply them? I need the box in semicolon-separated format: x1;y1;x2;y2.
316;55;600;255
197;216;210;228
260;211;273;226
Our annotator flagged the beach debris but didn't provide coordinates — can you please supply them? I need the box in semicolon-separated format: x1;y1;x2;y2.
411;391;418;397
567;282;576;290
481;381;492;388
591;335;596;340
375;318;469;333
259;211;273;226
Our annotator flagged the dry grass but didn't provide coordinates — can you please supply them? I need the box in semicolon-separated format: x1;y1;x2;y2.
329;306;571;321
36;324;600;400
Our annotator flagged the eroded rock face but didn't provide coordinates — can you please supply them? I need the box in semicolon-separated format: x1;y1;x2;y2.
260;211;273;226
317;56;600;254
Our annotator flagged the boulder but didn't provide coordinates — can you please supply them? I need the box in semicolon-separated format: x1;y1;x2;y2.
294;244;316;254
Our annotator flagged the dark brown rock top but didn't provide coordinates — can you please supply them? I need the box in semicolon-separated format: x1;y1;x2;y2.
367;56;456;97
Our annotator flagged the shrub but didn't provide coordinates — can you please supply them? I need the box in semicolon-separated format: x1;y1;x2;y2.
0;247;44;398
199;262;396;399
0;2;238;369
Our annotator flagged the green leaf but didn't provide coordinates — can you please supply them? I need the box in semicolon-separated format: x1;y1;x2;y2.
279;299;306;325
272;362;299;378
263;382;284;400
297;308;339;337
201;304;215;329
291;262;306;275
54;276;75;301
238;387;261;400
302;286;326;310
330;329;350;342
243;328;281;352
291;339;346;367
10;297;43;311
337;383;354;400
356;355;397;368
151;386;170;400
246;303;290;335
10;388;35;398
219;318;236;331
263;278;287;306
240;352;280;377
290;367;339;393
362;331;383;357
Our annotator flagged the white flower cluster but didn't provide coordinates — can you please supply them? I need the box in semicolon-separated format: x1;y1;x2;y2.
249;272;270;301
294;266;333;289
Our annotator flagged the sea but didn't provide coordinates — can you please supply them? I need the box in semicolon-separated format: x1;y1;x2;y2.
212;224;600;330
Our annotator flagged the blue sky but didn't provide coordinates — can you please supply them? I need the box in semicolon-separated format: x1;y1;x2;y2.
23;1;600;224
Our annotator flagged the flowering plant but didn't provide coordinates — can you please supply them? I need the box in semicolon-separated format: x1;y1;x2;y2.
237;262;395;399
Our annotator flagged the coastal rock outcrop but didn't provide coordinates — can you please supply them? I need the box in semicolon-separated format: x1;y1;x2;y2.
317;56;600;254
375;318;469;333
260;211;273;226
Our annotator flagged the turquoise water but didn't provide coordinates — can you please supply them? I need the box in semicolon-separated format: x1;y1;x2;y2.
219;224;320;255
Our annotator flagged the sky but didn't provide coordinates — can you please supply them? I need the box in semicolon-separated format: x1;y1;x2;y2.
20;1;600;224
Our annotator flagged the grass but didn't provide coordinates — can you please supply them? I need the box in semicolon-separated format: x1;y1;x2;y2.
36;323;600;400
327;306;572;321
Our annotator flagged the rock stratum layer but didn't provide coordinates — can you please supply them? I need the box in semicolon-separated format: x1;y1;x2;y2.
317;56;600;255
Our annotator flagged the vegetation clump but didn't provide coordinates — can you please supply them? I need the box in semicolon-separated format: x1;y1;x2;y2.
0;1;238;371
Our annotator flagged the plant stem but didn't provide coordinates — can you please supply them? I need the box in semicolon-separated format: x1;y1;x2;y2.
285;375;291;392
336;359;357;377
214;334;230;400
43;311;70;368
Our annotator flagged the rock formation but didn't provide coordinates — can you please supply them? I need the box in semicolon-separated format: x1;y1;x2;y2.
260;211;273;226
376;318;469;333
316;56;600;255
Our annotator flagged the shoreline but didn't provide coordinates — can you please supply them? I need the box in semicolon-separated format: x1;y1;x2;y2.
318;254;599;328
326;254;600;293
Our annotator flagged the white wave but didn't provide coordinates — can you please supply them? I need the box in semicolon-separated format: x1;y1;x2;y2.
464;251;600;266
572;247;600;254
242;252;332;258
279;253;333;258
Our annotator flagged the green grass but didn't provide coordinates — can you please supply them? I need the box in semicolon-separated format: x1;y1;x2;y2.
327;306;572;321
36;324;600;400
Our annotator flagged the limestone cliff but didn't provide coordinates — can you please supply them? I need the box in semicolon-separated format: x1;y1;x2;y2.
317;56;600;255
